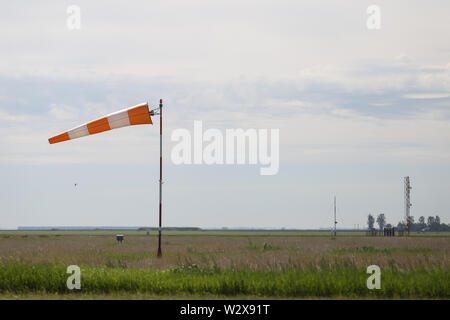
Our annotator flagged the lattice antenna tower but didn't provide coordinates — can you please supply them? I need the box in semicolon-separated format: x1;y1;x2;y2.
404;176;412;236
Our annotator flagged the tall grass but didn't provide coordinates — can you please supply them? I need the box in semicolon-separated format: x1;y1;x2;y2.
1;235;447;270
0;235;448;298
0;263;448;298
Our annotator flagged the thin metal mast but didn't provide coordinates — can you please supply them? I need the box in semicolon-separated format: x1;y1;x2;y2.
157;99;163;257
334;196;337;237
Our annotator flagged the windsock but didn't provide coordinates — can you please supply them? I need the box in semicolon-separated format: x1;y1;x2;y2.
48;102;152;144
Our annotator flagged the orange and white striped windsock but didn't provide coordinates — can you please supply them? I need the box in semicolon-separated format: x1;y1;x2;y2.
48;102;152;144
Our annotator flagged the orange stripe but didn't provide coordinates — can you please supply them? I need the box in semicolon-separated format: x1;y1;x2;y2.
87;117;111;134
128;104;152;125
48;132;70;144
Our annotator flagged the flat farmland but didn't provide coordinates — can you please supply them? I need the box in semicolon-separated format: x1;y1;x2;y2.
0;231;448;299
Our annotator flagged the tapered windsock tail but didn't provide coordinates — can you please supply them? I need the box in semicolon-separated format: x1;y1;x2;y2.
48;102;152;144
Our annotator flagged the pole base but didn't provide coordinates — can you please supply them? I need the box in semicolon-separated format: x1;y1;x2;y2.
157;230;162;258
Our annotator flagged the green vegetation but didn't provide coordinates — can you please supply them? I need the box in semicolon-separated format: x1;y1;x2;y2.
0;233;448;299
332;246;433;256
0;263;448;299
368;213;450;233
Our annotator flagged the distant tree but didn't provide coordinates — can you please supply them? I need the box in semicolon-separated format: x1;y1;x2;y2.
427;216;435;227
419;216;425;225
367;214;375;230
396;215;449;233
376;214;386;231
431;215;441;231
386;223;392;228
414;216;426;231
435;215;441;225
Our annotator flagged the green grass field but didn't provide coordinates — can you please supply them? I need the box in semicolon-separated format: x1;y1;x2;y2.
0;230;448;299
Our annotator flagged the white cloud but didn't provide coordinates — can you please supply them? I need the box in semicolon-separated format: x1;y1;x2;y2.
0;110;29;122
49;104;79;120
403;93;450;99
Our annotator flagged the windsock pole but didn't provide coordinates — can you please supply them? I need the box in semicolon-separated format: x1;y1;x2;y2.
157;99;163;258
48;100;162;255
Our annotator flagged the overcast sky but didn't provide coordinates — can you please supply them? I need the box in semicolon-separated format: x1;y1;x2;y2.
1;1;449;229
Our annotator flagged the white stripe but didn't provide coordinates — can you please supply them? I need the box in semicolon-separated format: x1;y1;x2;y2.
107;109;130;129
68;124;89;140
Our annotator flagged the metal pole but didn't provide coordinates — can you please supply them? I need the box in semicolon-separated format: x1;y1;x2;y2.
334;196;336;237
157;99;163;257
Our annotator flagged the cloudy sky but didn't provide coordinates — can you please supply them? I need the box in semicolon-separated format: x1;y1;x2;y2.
1;1;449;229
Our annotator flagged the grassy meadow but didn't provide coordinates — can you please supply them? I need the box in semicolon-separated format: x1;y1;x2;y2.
0;231;448;299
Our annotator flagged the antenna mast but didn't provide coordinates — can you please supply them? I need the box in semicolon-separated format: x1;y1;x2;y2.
404;176;412;236
333;196;337;237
